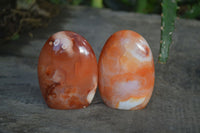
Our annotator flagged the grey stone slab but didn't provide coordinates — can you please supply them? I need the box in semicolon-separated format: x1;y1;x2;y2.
0;6;200;133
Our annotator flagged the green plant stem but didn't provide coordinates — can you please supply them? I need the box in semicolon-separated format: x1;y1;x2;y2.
158;0;178;64
91;0;103;8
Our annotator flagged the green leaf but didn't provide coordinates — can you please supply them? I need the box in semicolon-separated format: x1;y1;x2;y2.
49;0;66;4
72;0;82;5
91;0;103;8
11;33;20;40
136;0;148;13
183;2;200;19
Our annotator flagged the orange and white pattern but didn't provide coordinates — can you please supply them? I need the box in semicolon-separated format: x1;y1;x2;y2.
98;30;155;110
38;31;98;109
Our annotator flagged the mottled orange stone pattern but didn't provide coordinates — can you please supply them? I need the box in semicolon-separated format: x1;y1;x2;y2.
38;31;98;109
98;30;155;110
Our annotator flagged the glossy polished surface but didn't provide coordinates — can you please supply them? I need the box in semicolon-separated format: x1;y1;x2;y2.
98;30;155;110
38;31;98;109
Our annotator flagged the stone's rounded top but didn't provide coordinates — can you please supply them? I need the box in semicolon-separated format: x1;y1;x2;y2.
44;31;95;57
101;30;153;63
110;30;142;38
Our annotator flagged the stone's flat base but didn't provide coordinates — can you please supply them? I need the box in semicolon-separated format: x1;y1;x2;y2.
0;6;200;133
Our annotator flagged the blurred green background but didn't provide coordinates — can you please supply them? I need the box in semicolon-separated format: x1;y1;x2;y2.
0;0;199;63
0;0;199;41
55;0;200;19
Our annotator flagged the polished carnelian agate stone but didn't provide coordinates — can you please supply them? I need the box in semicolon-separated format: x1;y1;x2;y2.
38;31;98;109
98;30;155;110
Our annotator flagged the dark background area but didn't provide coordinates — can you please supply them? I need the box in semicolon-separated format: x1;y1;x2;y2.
0;0;200;41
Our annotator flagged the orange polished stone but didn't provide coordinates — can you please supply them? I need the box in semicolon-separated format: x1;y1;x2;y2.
98;30;155;110
38;31;98;109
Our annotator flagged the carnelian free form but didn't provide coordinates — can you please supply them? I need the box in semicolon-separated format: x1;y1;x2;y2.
98;30;155;110
38;31;98;109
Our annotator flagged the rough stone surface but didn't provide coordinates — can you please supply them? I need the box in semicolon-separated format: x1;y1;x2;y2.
0;6;200;133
